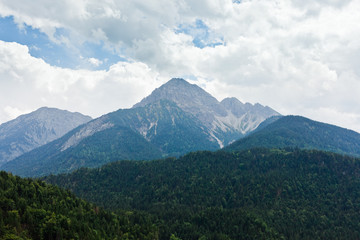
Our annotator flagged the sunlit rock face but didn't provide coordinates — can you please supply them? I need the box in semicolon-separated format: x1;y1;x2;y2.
134;78;281;147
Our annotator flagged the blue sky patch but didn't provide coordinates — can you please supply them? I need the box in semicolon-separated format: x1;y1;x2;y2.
176;19;224;49
0;16;125;70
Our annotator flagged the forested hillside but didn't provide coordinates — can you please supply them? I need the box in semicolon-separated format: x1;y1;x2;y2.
45;149;360;239
0;171;158;239
226;116;360;157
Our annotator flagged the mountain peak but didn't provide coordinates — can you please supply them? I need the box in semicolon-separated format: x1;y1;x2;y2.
221;97;243;105
13;107;91;123
167;77;190;85
133;78;227;119
133;78;280;146
220;97;245;117
0;107;91;166
156;78;206;95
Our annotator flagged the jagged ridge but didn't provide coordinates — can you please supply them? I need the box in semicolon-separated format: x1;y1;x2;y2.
134;78;281;147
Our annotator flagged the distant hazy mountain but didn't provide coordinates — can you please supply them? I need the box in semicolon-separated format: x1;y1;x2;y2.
0;107;91;166
225;115;360;157
1;100;219;177
134;78;281;147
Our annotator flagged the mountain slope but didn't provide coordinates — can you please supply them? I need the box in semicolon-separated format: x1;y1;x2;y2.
225;115;360;156
108;100;218;155
1;100;218;177
2;125;163;177
134;78;281;146
1;78;279;177
0;107;91;166
134;78;227;123
45;149;360;239
0;171;158;239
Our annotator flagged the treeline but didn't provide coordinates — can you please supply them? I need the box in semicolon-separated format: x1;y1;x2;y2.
0;171;158;239
45;148;360;239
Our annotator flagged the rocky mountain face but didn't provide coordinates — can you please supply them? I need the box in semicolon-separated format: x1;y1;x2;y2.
57;99;218;157
1;78;279;177
0;107;91;166
134;78;281;147
108;100;219;155
1;100;220;177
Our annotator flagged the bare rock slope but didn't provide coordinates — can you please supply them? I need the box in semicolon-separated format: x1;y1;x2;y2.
0;107;91;166
134;78;281;147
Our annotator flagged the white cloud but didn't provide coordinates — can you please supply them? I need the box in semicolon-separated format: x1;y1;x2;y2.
0;40;165;124
87;57;103;67
3;106;32;120
0;0;360;132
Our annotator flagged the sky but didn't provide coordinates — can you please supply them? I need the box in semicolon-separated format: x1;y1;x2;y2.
0;0;360;132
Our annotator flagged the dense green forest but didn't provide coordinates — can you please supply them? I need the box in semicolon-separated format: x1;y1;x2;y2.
226;115;360;157
0;171;158;239
45;148;360;239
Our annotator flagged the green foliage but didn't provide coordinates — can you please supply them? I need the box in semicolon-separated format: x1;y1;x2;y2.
226;115;360;157
0;171;158;239
46;148;360;239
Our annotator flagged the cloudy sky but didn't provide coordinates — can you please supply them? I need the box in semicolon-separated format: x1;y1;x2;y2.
0;0;360;132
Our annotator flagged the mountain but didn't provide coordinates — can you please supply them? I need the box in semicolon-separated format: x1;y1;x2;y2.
44;148;360;239
0;107;91;166
107;100;219;155
1;78;277;177
134;78;281;147
0;171;158;239
1;100;218;177
225;115;360;156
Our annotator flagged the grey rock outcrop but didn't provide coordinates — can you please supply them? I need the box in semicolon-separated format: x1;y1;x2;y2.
134;78;281;147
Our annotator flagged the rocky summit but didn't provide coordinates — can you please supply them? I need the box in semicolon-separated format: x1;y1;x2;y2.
1;78;280;177
0;107;91;166
134;78;281;147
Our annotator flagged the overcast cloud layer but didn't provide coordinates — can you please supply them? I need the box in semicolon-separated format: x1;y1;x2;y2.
0;0;360;132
